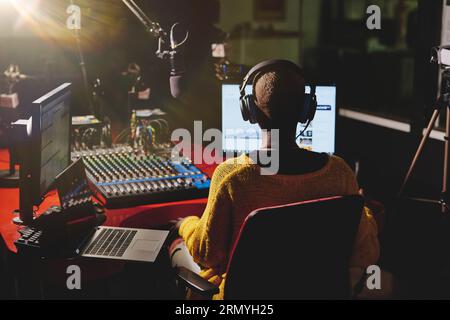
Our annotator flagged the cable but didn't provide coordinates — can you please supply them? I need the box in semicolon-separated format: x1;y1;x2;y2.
148;119;163;131
170;23;189;49
152;118;170;133
157;119;170;130
113;127;130;144
81;127;96;145
150;125;156;145
295;119;312;140
117;132;130;144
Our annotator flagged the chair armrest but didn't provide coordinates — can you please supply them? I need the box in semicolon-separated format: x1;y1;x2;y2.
176;267;220;296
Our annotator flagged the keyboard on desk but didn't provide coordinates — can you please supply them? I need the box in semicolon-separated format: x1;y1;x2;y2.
83;228;137;258
72;145;211;208
81;226;169;262
16;227;43;250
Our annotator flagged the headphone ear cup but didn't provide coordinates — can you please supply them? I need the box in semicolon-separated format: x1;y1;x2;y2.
307;94;317;122
241;94;259;124
248;96;259;124
299;94;311;124
240;95;250;122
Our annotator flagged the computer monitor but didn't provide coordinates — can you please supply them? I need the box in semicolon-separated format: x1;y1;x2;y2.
32;83;72;202
16;83;72;224
221;84;337;154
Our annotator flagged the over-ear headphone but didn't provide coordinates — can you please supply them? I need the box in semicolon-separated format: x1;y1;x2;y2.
239;59;317;125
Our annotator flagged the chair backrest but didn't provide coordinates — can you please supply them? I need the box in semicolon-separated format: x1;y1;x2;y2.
224;195;364;300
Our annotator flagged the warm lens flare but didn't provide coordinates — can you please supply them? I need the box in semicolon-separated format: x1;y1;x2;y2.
1;0;128;50
0;0;15;7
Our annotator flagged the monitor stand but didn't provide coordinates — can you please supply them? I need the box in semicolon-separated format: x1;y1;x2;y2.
12;136;34;226
12;172;33;226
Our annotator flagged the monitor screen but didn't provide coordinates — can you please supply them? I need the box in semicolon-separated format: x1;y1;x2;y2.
221;84;336;154
31;83;71;203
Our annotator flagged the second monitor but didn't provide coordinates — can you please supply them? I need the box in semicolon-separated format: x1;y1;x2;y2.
16;83;72;225
221;84;336;154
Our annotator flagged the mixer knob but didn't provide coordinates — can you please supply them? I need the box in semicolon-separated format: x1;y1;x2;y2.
117;185;126;195
131;183;140;193
143;182;152;192
124;184;132;194
103;185;113;196
138;183;145;191
158;181;167;190
110;185;119;195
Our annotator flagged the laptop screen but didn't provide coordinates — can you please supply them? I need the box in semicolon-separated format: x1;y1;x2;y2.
221;84;337;154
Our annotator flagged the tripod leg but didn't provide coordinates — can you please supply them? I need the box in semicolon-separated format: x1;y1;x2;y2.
399;109;441;196
441;108;450;213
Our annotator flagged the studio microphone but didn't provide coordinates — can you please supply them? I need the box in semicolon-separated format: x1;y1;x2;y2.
169;50;186;99
121;2;189;98
169;23;189;99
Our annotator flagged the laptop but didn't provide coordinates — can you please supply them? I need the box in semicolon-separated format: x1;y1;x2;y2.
56;159;169;263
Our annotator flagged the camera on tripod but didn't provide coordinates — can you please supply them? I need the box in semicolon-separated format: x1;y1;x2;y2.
399;46;450;213
431;45;450;68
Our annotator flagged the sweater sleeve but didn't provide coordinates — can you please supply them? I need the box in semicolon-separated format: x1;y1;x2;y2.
179;163;235;269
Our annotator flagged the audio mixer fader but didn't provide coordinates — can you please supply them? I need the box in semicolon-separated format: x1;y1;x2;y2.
72;145;211;208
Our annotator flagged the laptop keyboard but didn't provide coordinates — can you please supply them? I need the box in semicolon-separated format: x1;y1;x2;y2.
83;228;138;257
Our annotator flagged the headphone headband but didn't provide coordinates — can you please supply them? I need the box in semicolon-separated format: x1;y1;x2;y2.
240;59;304;97
239;59;316;126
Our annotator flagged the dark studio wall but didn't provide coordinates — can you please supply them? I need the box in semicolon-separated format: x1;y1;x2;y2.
337;118;446;200
337;0;445;201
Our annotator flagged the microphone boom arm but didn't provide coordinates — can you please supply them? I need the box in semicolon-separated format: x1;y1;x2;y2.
122;0;166;39
122;0;189;98
121;0;188;61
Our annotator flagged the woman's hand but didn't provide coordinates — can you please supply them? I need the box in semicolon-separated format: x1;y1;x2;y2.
169;217;185;232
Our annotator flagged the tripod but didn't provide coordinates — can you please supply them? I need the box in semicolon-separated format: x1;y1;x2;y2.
399;68;450;213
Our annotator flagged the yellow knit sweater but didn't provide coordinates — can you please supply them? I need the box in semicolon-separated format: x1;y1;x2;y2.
179;154;380;300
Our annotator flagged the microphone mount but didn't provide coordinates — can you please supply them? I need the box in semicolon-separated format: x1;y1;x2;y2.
121;0;189;61
3;64;30;95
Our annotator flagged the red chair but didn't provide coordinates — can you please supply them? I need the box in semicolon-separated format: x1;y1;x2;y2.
176;195;364;300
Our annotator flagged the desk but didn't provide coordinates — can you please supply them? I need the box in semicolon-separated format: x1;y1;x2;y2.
0;148;217;298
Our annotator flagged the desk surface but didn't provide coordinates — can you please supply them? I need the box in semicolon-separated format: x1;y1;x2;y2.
0;148;216;254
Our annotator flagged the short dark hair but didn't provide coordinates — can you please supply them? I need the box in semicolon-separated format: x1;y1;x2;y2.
254;67;305;128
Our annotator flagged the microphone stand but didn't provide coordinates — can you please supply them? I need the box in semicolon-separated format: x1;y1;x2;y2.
70;0;96;116
398;67;450;214
0;65;29;188
74;29;94;114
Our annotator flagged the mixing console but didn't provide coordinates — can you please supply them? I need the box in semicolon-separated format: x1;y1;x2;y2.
72;145;211;208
